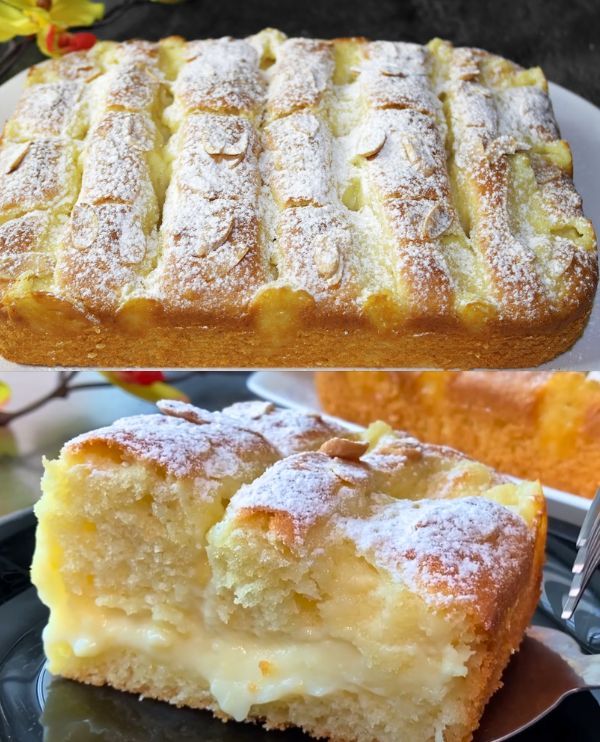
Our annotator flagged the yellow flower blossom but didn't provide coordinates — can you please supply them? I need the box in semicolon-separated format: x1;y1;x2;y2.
0;380;10;408
0;0;104;51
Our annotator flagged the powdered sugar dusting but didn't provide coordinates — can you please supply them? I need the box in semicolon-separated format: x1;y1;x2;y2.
262;112;333;207
267;38;334;118
67;401;344;480
361;41;439;114
355;44;458;311
221;401;343;455
231;452;369;541
63;402;539;620
337;496;533;618
0;33;594;329
175;38;264;115
0;139;76;219
68;412;277;481
9;81;84;139
441;44;597;320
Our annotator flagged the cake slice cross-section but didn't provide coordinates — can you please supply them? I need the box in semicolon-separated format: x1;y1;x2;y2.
31;401;546;742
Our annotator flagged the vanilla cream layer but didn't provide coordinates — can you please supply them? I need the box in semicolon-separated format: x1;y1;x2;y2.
44;605;472;721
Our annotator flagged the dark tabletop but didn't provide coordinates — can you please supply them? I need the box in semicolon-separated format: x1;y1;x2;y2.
1;0;599;104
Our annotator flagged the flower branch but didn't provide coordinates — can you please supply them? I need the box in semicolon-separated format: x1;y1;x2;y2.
0;371;198;428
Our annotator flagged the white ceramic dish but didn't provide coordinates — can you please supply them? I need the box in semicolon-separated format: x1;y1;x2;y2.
247;370;591;527
0;70;599;369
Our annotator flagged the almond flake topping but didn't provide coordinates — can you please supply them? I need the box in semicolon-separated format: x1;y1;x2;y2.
70;203;99;250
319;437;369;460
313;235;341;282
354;126;387;159
421;203;453;240
1;142;30;175
157;400;212;424
197;214;234;257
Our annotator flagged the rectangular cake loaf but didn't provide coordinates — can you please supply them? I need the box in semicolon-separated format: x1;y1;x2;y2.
316;370;600;498
0;30;596;367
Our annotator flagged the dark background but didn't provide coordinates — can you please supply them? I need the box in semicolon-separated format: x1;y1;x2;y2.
1;0;599;103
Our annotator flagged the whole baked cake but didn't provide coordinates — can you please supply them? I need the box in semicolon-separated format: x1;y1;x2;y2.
31;401;546;742
316;370;600;499
0;29;596;367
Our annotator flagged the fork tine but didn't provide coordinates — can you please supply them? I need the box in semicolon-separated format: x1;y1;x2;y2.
573;523;600;574
577;488;600;548
562;488;600;620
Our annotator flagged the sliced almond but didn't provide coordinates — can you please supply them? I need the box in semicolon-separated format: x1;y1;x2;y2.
355;126;386;159
225;148;249;169
486;135;530;161
198;215;234;257
421;203;452;240
157;400;211;424
215;242;251;277
291;114;320;138
244;401;275;419
202;135;226;157
314;236;341;283
70;203;99;250
202;127;249;159
380;63;406;77
229;242;250;267
2;142;30;175
319;437;368;461
402;136;435;176
222;131;249;157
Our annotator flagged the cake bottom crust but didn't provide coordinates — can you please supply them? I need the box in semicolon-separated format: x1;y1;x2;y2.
0;312;590;367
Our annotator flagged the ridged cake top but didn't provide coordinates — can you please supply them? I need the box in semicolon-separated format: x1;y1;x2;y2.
338;496;532;627
0;31;595;328
222;417;540;627
66;400;343;477
61;402;541;629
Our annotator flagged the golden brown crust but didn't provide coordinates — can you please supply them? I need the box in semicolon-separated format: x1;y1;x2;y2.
66;400;344;476
462;504;546;741
0;32;596;367
0;304;593;367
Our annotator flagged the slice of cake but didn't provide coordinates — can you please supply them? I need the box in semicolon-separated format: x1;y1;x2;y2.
31;401;546;742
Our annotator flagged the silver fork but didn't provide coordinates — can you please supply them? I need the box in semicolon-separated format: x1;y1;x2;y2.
562;487;600;621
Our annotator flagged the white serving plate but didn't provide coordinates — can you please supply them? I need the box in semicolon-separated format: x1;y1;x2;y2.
0;70;599;369
247;370;591;527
